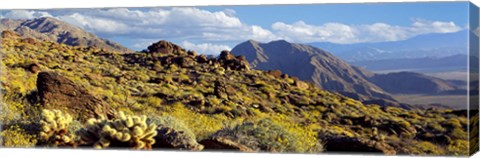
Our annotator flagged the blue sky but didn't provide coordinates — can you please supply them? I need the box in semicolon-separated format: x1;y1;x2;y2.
0;2;470;54
202;2;468;27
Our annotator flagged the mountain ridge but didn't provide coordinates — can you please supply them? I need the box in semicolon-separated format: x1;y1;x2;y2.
0;17;132;53
231;39;397;106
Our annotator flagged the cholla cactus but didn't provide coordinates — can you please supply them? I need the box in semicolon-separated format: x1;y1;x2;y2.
78;111;157;149
39;109;76;146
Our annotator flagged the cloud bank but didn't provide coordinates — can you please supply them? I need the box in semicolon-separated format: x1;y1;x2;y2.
0;8;464;54
272;19;462;44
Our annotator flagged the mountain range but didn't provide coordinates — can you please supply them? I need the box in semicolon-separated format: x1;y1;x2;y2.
231;40;465;108
310;30;468;62
309;30;468;73
0;17;132;53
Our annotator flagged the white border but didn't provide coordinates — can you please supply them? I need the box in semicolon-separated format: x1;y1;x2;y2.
0;0;474;9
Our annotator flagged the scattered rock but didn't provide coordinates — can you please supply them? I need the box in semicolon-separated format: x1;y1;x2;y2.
217;50;250;71
36;71;112;121
26;63;41;73
266;70;282;78
153;126;204;151
416;132;451;145
1;30;18;39
219;50;236;61
20;37;37;45
200;137;255;152
295;80;309;90
321;134;396;155
196;55;209;63
214;80;235;99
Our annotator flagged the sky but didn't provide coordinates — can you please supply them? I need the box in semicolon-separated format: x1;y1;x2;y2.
0;2;470;55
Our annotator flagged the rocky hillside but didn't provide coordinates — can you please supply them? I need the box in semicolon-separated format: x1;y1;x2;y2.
0;17;132;53
231;40;398;106
0;30;470;155
369;72;462;95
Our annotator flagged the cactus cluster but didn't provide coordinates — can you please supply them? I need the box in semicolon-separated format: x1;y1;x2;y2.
39;109;76;146
78;111;158;149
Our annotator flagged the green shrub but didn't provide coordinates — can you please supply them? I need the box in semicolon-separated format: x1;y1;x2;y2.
148;116;195;139
0;125;37;147
210;118;323;153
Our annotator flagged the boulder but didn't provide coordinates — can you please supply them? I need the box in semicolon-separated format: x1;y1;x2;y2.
199;137;255;152
26;63;41;73
219;50;236;61
36;71;112;121
266;70;282;78
196;55;209;63
153;126;204;151
147;40;185;55
294;80;310;90
217;50;250;71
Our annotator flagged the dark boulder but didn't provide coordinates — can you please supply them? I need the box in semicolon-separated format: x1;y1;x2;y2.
217;50;250;71
147;40;186;55
36;71;112;121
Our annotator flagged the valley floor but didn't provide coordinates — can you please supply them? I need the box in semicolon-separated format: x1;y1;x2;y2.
393;94;468;109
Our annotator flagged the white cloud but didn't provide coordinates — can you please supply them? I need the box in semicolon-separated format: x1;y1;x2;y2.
272;19;463;43
181;41;231;55
1;10;52;19
1;8;277;44
21;8;277;43
0;8;465;49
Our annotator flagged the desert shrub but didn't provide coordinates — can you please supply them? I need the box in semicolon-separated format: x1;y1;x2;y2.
444;118;462;128
210;118;323;153
450;127;468;140
148;116;195;140
408;141;445;155
447;139;468;156
0;125;37;147
144;96;163;107
161;103;231;140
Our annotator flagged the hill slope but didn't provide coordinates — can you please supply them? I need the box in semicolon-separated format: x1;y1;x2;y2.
231;40;396;105
370;72;461;95
0;17;132;53
0;30;469;155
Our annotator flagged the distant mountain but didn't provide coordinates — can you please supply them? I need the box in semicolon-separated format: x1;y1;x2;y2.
309;30;468;62
0;17;132;53
231;40;397;105
369;72;463;95
350;54;468;73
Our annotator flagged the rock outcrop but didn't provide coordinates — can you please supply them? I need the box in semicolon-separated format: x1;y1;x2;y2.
147;40;186;56
218;50;250;71
36;71;111;121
